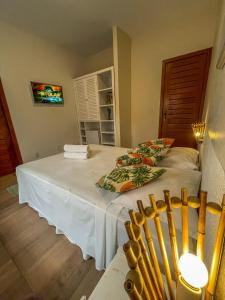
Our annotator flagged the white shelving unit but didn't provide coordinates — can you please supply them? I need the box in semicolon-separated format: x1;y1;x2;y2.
74;67;116;146
79;121;100;145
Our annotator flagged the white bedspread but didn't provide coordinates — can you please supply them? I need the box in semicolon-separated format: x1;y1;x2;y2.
16;145;201;270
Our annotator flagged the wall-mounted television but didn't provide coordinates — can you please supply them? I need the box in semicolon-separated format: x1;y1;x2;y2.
31;82;64;105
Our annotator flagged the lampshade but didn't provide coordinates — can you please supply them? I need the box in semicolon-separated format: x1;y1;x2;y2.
178;253;208;288
192;122;205;143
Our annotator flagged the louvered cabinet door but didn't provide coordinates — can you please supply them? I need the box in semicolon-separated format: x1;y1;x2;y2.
159;48;211;148
75;79;88;120
85;75;99;120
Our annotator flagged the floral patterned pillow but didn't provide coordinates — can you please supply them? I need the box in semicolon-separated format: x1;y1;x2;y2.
97;165;166;193
116;152;163;167
138;138;175;148
130;144;168;157
116;153;142;167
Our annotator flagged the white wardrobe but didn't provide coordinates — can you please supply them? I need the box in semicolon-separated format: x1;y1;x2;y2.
74;26;131;148
74;67;116;146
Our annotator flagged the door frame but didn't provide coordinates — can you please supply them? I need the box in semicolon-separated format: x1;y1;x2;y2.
158;48;212;137
0;79;23;166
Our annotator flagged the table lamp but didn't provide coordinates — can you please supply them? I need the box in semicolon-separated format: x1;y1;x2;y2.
176;253;208;300
123;189;225;300
192;122;206;144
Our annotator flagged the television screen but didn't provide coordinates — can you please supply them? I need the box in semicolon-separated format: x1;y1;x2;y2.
31;82;64;105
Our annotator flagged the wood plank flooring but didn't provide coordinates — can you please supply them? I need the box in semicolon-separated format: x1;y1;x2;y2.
0;174;103;300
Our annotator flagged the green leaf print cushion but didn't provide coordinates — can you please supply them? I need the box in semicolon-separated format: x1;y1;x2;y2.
130;144;168;158
138;138;175;147
97;165;166;193
116;152;163;167
130;138;175;158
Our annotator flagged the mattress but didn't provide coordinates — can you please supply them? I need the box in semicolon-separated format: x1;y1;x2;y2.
16;144;201;270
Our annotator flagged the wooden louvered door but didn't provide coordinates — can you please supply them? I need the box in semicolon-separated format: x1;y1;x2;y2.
159;48;212;148
0;80;22;176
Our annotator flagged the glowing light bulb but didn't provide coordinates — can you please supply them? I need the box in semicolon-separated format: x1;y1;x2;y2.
178;253;208;288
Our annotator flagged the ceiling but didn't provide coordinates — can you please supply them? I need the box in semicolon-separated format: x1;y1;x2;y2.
0;0;219;56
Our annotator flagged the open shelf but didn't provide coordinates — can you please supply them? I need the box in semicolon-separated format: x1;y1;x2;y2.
97;70;112;90
99;90;113;106
84;122;100;131
99;104;113;107
101;132;115;146
101;131;114;134
100;121;114;133
79;121;101;145
100;106;114;121
102;142;115;146
98;87;112;92
82;135;87;145
100;120;114;122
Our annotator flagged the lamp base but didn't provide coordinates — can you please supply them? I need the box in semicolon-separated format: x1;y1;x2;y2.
176;276;202;300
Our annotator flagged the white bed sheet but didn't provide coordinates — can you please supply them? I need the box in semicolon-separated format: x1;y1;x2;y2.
16;145;201;270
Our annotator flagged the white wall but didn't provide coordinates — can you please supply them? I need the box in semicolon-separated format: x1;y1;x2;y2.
113;26;131;147
200;0;225;297
80;47;113;75
0;21;83;162
131;2;218;146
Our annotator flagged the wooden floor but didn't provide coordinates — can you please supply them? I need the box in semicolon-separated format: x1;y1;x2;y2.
0;174;103;300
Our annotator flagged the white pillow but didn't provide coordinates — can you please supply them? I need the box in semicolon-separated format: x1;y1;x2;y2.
158;147;199;170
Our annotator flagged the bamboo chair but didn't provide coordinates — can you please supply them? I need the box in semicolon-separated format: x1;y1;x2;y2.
123;188;225;300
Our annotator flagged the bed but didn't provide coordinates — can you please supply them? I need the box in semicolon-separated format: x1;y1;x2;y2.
16;144;201;270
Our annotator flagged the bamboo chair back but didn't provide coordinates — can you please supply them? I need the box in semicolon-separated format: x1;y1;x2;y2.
123;188;225;300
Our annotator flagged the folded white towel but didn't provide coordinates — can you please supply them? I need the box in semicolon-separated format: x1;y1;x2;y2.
64;144;89;153
64;152;89;160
